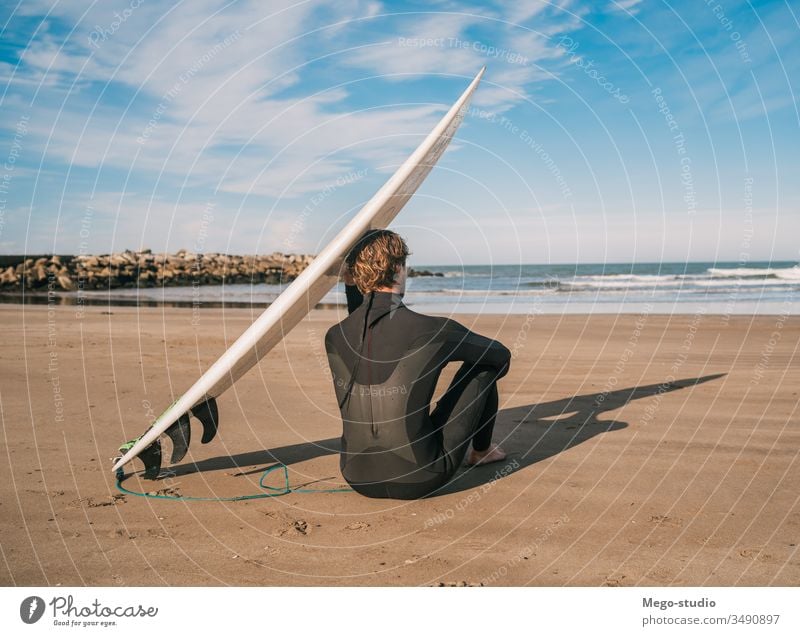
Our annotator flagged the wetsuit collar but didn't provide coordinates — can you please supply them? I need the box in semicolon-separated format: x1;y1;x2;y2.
366;290;404;326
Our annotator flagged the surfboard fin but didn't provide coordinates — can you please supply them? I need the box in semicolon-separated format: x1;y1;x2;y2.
138;440;162;479
118;434;161;479
164;413;191;464
191;397;219;444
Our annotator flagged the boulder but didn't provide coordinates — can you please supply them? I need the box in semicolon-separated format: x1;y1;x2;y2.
57;274;74;291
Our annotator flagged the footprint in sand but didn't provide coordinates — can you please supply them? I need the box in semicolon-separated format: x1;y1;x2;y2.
273;519;315;537
648;566;675;583
434;580;482;587
344;521;370;531
738;547;773;562
108;529;136;540
73;494;128;508
603;574;627;587
293;520;310;534
649;514;683;527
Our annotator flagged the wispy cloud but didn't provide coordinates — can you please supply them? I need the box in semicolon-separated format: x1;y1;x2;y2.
608;0;644;15
340;3;582;113
3;1;462;200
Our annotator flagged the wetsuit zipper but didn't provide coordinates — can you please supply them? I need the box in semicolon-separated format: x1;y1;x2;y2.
367;327;376;437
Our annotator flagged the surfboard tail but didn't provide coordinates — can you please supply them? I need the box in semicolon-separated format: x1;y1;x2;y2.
114;397;219;478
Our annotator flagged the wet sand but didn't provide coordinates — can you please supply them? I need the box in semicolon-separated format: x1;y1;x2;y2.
1;303;798;586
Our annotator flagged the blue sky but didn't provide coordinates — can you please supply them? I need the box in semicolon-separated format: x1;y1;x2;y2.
0;0;797;265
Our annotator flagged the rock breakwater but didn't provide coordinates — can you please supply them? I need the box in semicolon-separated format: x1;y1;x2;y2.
0;250;444;293
0;250;315;292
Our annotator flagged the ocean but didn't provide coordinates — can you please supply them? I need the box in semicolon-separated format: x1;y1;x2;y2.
61;260;800;315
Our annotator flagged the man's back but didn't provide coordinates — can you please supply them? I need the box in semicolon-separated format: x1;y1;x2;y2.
325;289;510;491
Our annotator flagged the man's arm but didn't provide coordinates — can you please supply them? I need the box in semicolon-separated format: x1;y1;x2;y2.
444;319;511;379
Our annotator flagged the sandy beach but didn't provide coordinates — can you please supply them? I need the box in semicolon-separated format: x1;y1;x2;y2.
1;303;797;586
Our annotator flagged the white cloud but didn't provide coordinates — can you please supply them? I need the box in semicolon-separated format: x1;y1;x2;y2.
608;0;644;15
8;0;467;206
338;2;589;114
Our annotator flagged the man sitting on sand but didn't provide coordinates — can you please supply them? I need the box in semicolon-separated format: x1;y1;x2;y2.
325;229;510;499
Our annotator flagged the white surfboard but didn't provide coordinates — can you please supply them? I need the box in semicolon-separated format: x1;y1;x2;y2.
113;67;485;474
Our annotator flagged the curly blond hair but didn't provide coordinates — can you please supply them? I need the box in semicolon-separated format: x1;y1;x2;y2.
346;229;410;293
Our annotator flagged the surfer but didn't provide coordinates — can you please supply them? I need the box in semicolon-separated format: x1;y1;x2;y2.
325;229;510;499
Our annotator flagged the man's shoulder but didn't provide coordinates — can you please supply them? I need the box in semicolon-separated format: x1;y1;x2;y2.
324;314;353;346
398;305;447;325
404;305;463;328
398;306;465;339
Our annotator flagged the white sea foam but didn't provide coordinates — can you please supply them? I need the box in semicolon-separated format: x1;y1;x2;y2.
707;266;800;279
574;273;677;282
426;288;556;296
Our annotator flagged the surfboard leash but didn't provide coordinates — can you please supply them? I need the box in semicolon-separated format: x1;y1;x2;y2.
114;463;352;502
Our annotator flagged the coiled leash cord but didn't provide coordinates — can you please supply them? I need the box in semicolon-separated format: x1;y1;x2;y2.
115;463;352;501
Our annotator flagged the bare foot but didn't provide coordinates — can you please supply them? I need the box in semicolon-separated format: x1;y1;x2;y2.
466;443;507;466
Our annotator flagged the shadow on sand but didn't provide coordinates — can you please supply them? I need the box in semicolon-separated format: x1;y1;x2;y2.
166;374;725;497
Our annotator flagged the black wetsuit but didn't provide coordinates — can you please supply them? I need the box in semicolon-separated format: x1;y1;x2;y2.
324;285;511;499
